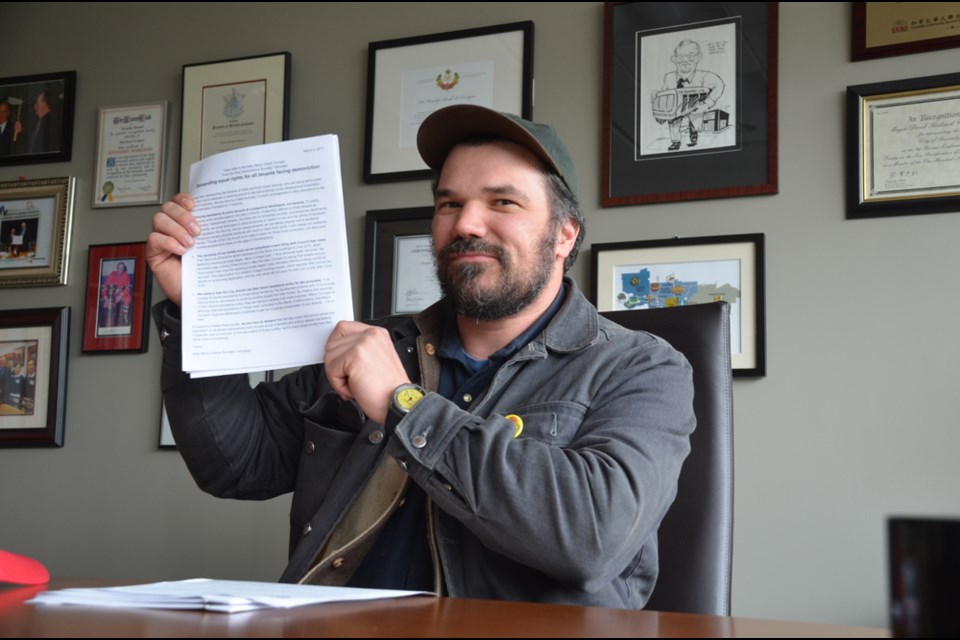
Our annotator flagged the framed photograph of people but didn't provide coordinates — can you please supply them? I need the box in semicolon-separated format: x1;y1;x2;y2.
0;307;69;447
159;370;271;448
602;3;778;206
364;21;534;183
362;207;441;320
0;177;76;288
852;2;960;61
0;71;76;166
93;101;169;208
847;72;960;219
81;242;152;353
179;52;291;191
591;233;765;376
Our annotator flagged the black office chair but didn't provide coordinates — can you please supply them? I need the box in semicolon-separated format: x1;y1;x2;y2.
602;302;734;616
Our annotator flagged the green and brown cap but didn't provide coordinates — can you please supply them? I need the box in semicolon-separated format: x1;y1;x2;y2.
417;105;578;197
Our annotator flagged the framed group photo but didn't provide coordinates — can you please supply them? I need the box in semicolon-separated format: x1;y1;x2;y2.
0;70;76;166
592;233;765;376
362;207;441;320
364;21;534;183
602;2;778;205
82;242;153;353
179;52;291;190
0;307;70;447
0;177;76;288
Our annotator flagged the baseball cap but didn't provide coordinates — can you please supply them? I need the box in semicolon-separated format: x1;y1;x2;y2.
417;105;578;197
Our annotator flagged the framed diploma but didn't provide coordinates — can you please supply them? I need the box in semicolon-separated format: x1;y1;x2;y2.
364;21;534;183
179;52;291;191
591;233;765;376
0;177;75;288
93;102;169;208
847;72;960;219
362;207;441;319
602;2;778;206
852;2;960;61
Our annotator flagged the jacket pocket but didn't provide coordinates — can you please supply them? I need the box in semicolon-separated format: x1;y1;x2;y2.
506;401;586;447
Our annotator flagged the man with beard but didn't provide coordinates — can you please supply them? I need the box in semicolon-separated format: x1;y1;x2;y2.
148;105;694;609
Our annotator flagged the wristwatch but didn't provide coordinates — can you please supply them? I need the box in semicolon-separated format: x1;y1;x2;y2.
388;383;427;425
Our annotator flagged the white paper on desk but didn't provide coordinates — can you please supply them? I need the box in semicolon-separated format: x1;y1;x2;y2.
181;135;353;377
28;578;429;613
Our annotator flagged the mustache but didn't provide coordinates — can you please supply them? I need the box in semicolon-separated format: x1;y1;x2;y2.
435;238;507;264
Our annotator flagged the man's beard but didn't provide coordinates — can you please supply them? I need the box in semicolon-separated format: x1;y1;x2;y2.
434;233;556;321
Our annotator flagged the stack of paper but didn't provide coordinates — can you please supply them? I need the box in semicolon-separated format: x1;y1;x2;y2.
28;579;428;613
181;135;354;378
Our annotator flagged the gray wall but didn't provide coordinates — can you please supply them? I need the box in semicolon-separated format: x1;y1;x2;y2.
1;2;958;627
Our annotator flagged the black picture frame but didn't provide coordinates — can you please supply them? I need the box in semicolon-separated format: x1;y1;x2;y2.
846;72;960;219
0;70;76;166
602;2;778;206
591;233;765;376
364;21;534;184
0;306;69;447
362;206;440;320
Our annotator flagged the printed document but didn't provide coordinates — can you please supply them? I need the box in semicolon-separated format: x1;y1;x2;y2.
180;136;352;376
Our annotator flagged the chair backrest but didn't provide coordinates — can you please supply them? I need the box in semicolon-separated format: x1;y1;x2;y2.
601;302;734;616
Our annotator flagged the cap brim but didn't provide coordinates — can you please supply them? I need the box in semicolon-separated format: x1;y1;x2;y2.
417;105;561;176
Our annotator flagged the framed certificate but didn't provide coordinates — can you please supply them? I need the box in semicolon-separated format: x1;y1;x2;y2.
93;102;169;208
364;22;533;183
362;207;441;319
852;2;960;61
179;52;290;190
847;72;960;219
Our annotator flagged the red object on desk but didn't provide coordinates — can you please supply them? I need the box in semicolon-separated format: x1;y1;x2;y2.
0;550;50;585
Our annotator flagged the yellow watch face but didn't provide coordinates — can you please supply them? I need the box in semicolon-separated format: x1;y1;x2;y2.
396;386;425;412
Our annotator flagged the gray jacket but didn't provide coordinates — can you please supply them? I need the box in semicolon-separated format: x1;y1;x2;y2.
156;279;695;609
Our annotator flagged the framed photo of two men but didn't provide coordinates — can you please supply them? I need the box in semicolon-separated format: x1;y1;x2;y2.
0;71;76;166
602;3;778;205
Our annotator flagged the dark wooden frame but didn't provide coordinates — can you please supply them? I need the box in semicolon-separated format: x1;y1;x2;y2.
0;306;69;447
852;2;960;61
602;2;778;206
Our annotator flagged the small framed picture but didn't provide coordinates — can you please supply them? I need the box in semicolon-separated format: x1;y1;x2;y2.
364;22;534;183
159;371;272;448
0;177;76;288
81;242;152;353
592;233;765;376
0;70;76;166
93;101;169;208
0;307;69;447
179;52;291;190
362;207;441;320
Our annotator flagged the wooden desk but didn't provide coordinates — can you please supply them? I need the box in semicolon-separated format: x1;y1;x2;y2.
0;579;888;638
